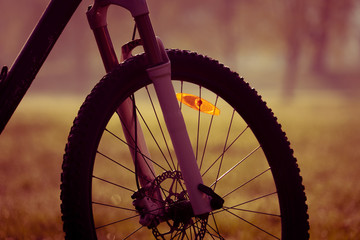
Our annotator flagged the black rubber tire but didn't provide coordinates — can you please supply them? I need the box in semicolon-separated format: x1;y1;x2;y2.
61;49;309;239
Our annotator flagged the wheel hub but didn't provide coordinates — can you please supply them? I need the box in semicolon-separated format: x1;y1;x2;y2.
167;198;194;227
132;171;208;239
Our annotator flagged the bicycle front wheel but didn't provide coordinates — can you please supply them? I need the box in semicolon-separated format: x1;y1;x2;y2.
61;50;309;239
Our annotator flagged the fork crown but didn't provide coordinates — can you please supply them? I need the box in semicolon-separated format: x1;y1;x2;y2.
87;0;149;29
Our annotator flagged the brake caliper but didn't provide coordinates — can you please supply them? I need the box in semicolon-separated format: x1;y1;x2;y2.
131;182;164;228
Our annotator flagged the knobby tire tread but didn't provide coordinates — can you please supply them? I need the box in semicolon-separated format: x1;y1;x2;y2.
60;49;309;240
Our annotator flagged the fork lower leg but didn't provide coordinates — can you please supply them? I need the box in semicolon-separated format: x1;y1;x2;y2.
135;15;212;215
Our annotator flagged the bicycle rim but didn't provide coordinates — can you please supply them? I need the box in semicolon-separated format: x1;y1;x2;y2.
61;50;309;240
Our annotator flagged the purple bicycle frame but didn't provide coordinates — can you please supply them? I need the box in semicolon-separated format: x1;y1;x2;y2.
0;0;82;133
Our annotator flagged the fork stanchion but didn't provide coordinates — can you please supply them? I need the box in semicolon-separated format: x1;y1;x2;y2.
87;3;157;188
136;14;212;215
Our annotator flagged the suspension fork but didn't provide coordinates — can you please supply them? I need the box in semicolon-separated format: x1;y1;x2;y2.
87;0;212;216
87;0;156;188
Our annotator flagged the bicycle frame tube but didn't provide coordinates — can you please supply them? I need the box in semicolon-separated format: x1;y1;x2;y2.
0;0;82;133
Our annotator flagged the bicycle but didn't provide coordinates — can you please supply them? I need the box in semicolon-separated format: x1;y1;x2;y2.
0;0;309;239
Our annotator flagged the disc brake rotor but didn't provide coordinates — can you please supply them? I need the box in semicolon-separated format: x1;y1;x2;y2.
132;171;208;239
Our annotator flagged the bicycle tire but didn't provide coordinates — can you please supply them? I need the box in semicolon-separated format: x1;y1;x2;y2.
61;49;309;239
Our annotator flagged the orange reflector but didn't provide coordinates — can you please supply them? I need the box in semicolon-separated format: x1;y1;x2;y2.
176;93;220;116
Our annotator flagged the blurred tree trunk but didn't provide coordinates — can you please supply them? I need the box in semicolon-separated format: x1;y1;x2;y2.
309;0;332;75
283;0;306;98
308;0;353;85
218;0;239;67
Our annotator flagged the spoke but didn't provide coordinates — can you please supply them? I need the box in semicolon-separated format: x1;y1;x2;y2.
224;208;280;239
231;192;278;208
93;175;135;193
104;128;129;146
175;218;206;239
213;192;278;214
208;212;223;239
95;200;168;229
177;81;184;172
135;99;175;172
222;167;271;198
123;225;145;240
92;201;137;212
194;221;201;238
96;151;135;174
131;94;141;190
104;128;175;200
202;125;249;177
105;128;167;172
227;207;281;217
179;81;184;111
206;222;224;240
114;113;158;180
97;150;169;204
211;192;279;219
95;214;139;229
195;86;202;162
214;109;235;190
210;145;261;188
199;95;219;171
170;227;184;240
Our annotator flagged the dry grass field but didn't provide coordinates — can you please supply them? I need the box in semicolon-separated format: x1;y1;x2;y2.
0;91;359;239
